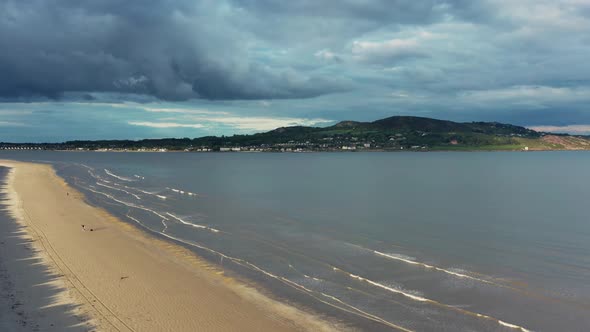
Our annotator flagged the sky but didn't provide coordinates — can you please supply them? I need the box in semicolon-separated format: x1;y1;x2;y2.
1;0;590;142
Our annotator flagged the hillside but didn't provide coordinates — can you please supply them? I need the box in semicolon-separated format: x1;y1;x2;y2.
2;116;590;152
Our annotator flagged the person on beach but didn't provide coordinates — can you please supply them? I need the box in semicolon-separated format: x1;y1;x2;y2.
81;224;94;231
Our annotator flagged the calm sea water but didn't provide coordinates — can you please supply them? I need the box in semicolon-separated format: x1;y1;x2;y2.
2;151;589;331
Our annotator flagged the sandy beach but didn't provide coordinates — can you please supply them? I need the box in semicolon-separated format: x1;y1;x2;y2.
0;160;337;332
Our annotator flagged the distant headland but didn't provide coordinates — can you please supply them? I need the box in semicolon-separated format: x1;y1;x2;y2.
1;116;589;152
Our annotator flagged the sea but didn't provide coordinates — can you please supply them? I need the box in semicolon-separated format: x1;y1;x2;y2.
1;151;589;331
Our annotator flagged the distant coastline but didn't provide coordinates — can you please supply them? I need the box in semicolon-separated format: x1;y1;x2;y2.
2;147;586;153
2;115;589;152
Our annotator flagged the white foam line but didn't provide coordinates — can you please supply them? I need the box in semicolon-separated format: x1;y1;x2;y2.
373;250;497;285
343;270;531;331
87;170;104;181
166;187;198;197
126;214;143;225
318;291;413;332
278;271;412;331
499;320;532;332
104;169;134;182
250;267;412;331
349;273;429;302
88;170;118;188
79;163;93;170
285;263;414;330
281;277;413;332
130;187;167;200
334;251;533;330
350;241;503;287
96;181;141;200
84;187;168;221
165;212;220;233
165;213;206;229
133;174;145;180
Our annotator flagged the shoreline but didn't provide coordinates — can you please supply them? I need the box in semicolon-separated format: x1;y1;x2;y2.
3;148;590;154
0;160;340;332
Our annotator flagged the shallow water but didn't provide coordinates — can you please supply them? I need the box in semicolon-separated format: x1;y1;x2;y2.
2;151;590;331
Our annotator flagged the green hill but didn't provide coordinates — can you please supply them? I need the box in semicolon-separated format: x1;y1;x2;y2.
204;116;544;150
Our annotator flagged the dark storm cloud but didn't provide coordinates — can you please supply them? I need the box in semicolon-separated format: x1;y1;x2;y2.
229;0;490;25
0;0;484;101
0;0;355;100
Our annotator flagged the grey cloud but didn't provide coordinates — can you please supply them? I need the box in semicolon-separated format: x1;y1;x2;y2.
2;0;590;133
0;0;495;102
192;63;351;99
229;0;489;25
0;0;350;101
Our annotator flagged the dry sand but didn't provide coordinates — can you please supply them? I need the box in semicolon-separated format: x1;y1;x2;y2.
0;160;340;332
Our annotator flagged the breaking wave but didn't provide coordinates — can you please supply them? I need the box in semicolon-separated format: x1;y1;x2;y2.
104;169;134;182
165;213;220;233
167;187;198;196
96;181;141;200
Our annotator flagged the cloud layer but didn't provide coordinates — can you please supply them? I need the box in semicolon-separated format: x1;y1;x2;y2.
0;0;352;100
1;0;590;140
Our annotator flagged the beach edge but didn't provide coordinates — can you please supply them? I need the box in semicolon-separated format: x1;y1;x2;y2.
0;160;343;332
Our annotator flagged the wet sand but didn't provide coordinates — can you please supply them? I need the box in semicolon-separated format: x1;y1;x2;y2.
0;160;338;332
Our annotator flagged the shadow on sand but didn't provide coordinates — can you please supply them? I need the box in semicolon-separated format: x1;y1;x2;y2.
0;166;93;331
